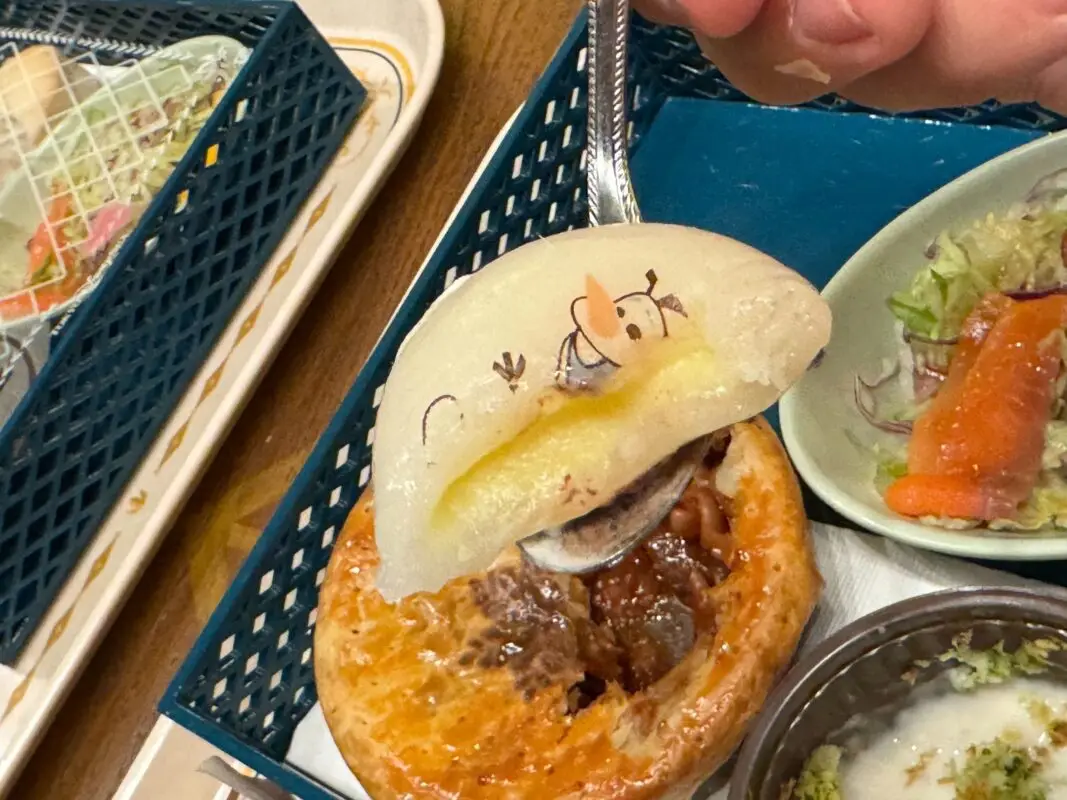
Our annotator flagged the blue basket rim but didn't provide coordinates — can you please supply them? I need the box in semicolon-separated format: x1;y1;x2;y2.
158;8;589;733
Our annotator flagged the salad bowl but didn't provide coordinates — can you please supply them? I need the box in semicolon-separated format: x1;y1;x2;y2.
781;129;1067;561
0;35;248;327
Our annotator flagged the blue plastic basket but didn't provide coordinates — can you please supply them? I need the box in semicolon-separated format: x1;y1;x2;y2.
161;12;1067;800
0;0;365;663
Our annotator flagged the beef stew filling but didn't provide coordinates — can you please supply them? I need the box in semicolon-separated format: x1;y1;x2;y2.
467;442;734;707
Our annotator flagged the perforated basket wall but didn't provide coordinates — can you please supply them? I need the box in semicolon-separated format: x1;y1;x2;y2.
161;12;1067;800
0;0;365;663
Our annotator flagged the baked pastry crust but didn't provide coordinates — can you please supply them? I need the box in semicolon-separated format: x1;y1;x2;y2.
314;418;821;799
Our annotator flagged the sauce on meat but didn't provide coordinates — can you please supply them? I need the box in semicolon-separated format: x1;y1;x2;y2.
467;445;733;704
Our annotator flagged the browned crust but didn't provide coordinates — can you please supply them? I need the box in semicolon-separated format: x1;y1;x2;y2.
314;418;821;799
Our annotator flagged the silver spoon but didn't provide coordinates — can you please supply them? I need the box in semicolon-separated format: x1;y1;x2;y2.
518;435;715;573
517;0;714;574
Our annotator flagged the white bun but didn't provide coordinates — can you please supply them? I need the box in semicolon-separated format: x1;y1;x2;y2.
372;223;830;601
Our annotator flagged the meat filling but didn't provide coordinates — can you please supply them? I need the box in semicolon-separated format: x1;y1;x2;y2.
466;443;734;705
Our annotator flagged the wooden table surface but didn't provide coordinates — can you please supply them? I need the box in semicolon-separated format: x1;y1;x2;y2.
12;0;580;796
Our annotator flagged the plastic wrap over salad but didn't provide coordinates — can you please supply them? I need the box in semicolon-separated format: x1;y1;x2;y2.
0;36;249;325
862;169;1067;532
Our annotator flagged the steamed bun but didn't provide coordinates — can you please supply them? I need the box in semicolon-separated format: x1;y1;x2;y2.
371;223;830;601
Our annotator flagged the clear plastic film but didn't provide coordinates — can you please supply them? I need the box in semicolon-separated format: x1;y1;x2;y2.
0;36;250;430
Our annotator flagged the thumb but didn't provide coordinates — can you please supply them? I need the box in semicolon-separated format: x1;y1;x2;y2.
632;0;766;38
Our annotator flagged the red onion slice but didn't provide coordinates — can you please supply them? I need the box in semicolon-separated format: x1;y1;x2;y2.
1003;285;1067;301
903;330;959;346
854;374;914;435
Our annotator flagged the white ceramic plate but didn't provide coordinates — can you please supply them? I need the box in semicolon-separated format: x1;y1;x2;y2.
780;130;1067;561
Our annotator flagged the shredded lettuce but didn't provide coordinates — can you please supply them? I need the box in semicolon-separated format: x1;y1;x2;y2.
948;737;1049;799
874;451;908;493
845;414;909;494
1043;421;1067;470
889;208;1067;339
791;745;843;800
887;398;930;424
887;294;939;337
938;634;1062;692
1021;694;1067;747
989;470;1067;532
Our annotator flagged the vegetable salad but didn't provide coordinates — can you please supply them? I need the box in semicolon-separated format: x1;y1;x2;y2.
863;171;1067;530
0;41;244;322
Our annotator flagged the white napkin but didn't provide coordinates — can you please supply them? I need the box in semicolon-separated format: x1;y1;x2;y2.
285;523;1046;799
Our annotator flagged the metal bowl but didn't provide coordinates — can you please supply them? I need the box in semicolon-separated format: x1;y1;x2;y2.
728;586;1067;800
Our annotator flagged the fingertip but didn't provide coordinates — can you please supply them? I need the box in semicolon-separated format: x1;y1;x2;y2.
633;0;765;37
631;0;689;28
694;0;935;108
1034;58;1067;117
696;36;830;106
785;0;933;76
683;0;765;38
837;0;933;62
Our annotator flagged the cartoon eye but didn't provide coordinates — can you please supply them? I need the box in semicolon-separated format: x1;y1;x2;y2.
613;294;665;342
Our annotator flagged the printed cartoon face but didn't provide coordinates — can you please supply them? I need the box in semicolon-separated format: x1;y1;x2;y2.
573;280;666;364
556;269;685;392
421;269;688;444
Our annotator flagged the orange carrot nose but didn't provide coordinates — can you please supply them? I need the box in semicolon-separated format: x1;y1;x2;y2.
585;274;621;338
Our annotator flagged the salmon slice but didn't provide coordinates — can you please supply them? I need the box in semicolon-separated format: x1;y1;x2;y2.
885;292;1067;521
885;473;1022;521
903;293;1012;476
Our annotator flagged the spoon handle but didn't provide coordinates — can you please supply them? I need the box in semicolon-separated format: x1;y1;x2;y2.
586;0;642;227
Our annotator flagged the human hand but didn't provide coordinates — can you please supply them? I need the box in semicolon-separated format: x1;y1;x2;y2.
633;0;1067;113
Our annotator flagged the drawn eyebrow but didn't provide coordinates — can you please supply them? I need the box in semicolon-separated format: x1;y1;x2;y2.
657;293;687;317
421;393;460;446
